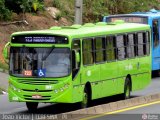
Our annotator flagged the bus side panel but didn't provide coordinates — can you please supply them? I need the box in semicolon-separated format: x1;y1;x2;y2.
72;72;84;103
131;75;139;91
128;58;140;91
117;57;141;94
93;64;103;98
132;56;151;91
100;62;118;98
138;56;151;90
116;60;128;94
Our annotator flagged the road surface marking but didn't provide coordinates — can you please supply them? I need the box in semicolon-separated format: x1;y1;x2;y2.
81;100;160;120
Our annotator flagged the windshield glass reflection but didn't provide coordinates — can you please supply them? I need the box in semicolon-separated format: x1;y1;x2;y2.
10;47;71;77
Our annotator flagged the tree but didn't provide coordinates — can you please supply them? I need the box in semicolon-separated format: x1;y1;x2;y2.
0;0;12;21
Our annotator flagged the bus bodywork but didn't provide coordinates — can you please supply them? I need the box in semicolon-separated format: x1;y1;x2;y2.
6;21;151;111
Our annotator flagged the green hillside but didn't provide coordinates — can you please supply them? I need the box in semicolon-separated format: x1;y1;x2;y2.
0;0;159;22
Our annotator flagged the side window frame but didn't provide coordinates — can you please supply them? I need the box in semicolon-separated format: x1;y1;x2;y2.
143;31;150;56
82;38;94;66
106;35;117;62
137;32;144;56
116;34;126;60
94;36;106;63
127;33;136;58
146;31;150;55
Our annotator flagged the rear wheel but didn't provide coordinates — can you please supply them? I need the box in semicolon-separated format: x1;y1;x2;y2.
26;102;38;112
123;78;131;99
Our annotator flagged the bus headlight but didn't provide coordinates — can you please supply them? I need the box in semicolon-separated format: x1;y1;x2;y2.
54;89;58;93
9;83;21;92
17;89;21;92
64;83;70;89
54;83;70;93
9;83;16;90
60;88;64;92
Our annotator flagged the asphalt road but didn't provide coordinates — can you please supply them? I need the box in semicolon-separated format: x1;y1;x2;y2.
91;102;160;120
0;73;160;114
0;72;8;90
121;102;160;114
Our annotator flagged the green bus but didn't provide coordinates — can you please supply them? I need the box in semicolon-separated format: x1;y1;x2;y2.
3;20;151;112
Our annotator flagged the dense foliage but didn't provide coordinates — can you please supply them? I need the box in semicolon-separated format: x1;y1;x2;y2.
0;0;44;21
0;0;159;22
0;0;12;21
52;0;160;22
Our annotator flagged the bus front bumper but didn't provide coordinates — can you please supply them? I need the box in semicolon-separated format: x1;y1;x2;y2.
8;84;72;103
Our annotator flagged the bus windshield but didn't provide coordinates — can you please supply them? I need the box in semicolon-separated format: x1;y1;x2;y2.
10;47;71;78
107;16;148;24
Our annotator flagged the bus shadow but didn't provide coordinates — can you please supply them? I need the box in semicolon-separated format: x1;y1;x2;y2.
17;94;139;114
89;94;138;107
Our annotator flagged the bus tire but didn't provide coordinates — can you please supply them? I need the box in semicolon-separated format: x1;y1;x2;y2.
123;78;131;99
26;102;38;112
81;87;90;108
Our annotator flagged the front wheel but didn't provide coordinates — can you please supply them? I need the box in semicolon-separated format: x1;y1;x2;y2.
26;102;38;112
81;88;90;108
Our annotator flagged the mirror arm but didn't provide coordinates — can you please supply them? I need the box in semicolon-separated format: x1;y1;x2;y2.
3;42;10;63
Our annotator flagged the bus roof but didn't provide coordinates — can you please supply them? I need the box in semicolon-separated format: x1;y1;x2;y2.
12;21;150;39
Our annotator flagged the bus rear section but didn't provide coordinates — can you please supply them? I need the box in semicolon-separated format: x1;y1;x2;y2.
103;9;160;72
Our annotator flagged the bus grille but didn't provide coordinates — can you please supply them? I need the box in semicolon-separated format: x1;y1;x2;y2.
23;95;51;101
22;89;53;92
18;79;58;85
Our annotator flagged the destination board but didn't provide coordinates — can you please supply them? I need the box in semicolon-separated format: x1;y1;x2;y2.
11;35;68;44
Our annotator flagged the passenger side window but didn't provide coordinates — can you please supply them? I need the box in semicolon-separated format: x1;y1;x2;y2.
94;37;105;63
127;34;135;58
116;35;125;60
137;32;144;56
143;31;150;55
82;38;94;65
106;36;116;61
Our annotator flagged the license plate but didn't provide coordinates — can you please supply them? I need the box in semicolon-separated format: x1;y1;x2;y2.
32;95;42;99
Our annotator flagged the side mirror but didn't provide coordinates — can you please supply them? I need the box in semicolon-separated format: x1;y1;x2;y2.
75;52;80;63
72;50;80;70
3;42;10;61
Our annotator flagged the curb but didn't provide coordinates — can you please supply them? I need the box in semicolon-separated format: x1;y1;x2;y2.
0;91;8;95
59;93;160;120
0;86;7;95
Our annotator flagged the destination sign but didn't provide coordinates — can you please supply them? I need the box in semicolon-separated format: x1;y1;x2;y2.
11;35;68;44
108;16;148;24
